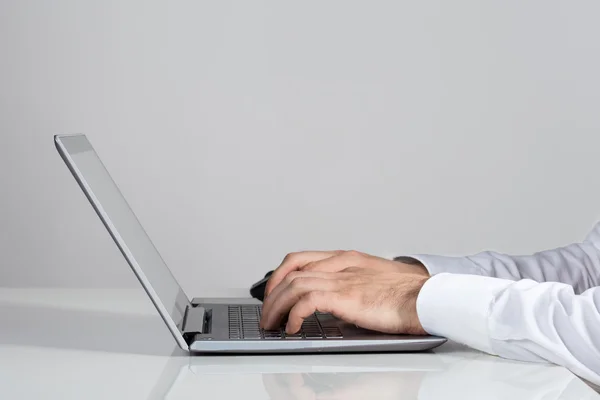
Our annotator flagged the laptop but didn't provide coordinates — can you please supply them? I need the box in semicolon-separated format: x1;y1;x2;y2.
54;134;447;353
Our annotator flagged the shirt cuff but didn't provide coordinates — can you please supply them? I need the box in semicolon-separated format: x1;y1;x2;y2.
417;273;512;354
397;254;481;276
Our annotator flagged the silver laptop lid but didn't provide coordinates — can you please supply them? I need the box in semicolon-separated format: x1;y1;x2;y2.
55;134;190;350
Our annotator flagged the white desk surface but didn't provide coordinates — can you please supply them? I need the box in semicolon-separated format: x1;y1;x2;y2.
0;287;598;400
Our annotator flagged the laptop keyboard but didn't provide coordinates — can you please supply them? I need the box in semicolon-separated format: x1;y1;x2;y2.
228;305;343;340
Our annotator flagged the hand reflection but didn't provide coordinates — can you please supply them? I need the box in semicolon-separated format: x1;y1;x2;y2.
262;371;425;400
260;358;597;400
150;347;598;399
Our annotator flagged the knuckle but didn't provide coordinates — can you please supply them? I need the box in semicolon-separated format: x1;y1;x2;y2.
282;252;298;263
289;276;307;289
344;250;364;260
284;271;307;286
288;271;302;279
283;272;299;285
301;261;317;271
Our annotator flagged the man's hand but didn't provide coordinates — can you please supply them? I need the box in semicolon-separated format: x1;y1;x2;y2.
260;250;430;336
264;250;429;297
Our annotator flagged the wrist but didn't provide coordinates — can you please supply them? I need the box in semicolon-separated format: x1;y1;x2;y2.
404;275;429;335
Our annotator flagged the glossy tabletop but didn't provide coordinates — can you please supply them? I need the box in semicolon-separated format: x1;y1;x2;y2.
0;288;598;399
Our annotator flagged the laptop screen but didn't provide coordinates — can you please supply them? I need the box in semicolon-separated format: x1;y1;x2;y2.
55;135;190;343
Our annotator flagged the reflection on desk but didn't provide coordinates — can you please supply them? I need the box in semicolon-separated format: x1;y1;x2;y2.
152;348;598;400
0;288;598;399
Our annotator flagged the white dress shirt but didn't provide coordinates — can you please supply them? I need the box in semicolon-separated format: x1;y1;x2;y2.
407;221;600;387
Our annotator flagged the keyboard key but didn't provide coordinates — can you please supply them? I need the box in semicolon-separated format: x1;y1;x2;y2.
304;334;324;339
245;335;261;340
263;330;282;339
285;330;304;339
303;325;320;330
317;318;338;329
304;332;322;338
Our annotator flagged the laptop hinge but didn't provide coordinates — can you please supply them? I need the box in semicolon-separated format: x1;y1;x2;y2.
182;305;210;343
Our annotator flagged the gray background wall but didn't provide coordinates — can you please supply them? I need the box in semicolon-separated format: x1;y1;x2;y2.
1;1;599;293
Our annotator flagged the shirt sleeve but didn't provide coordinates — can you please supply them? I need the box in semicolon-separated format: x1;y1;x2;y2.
402;221;600;294
417;273;600;387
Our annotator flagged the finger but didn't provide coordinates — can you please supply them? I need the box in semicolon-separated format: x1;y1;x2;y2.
265;251;341;297
263;252;365;321
262;271;337;318
262;277;339;330
286;291;354;334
